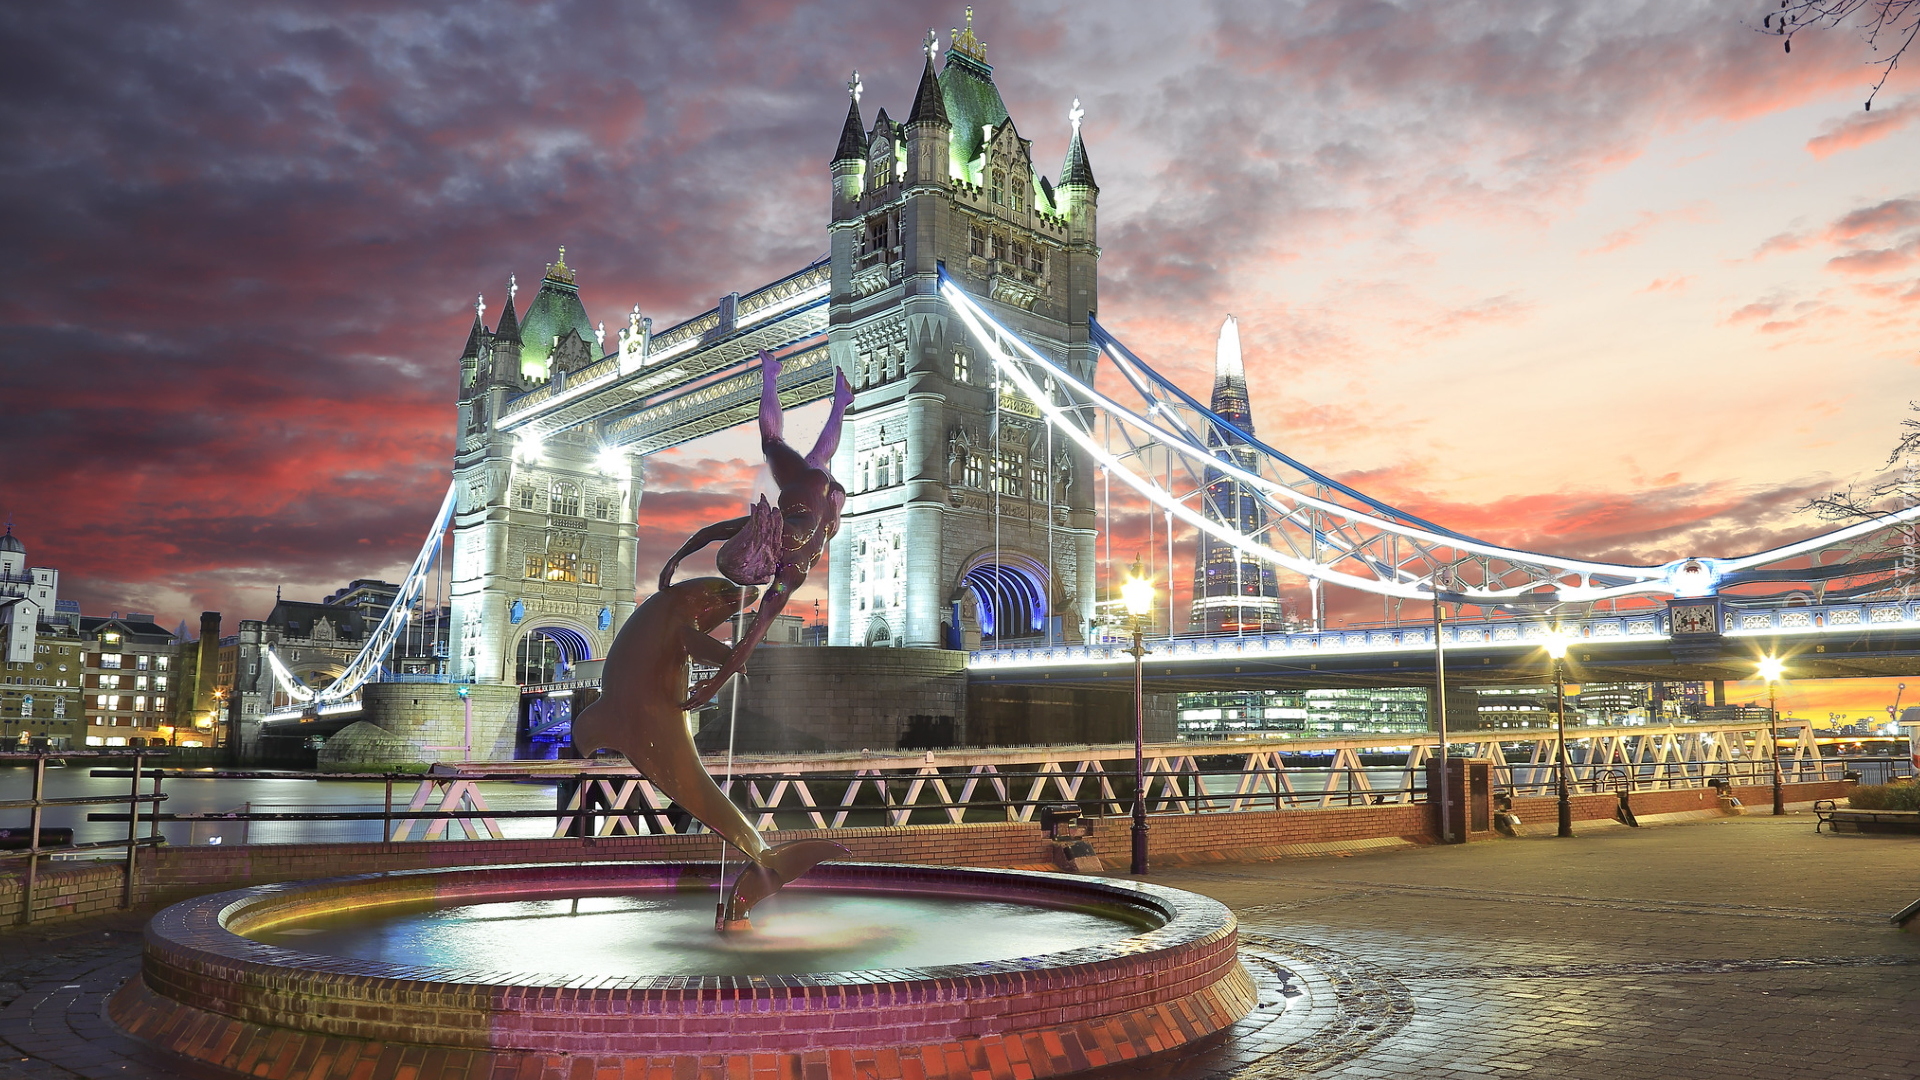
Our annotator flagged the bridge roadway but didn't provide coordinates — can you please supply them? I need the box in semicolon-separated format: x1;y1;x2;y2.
971;598;1920;692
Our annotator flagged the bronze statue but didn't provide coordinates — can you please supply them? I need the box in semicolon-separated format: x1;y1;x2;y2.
659;350;851;708
571;577;848;929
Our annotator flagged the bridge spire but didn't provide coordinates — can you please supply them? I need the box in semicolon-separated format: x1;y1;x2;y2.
834;73;868;163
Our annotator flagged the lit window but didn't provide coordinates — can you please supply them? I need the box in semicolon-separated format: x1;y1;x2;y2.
134;695;147;712
20;696;31;717
135;675;148;691
155;696;166;711
526;553;545;579
544;553;579;583
154;676;167;690
97;695;119;710
101;654;122;669
581;562;600;586
155;656;168;670
136;655;150;670
99;674;121;690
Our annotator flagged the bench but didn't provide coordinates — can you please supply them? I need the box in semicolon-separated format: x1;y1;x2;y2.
1814;802;1920;834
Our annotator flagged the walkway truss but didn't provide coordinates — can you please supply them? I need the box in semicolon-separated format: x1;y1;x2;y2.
940;272;1920;613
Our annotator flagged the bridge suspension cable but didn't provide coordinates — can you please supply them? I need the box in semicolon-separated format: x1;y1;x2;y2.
265;481;458;706
939;271;1920;611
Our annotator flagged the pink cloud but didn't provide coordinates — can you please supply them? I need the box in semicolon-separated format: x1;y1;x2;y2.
1806;96;1919;158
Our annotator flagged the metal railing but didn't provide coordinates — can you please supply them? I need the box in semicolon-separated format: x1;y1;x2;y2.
59;752;1881;844
0;750;169;925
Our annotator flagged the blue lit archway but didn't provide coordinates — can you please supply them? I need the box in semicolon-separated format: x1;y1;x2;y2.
960;560;1049;643
514;624;593;686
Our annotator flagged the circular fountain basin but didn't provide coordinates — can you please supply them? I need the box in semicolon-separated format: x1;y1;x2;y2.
113;861;1255;1080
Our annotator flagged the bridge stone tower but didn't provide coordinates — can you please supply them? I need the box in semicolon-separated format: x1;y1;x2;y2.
448;253;642;686
826;21;1100;649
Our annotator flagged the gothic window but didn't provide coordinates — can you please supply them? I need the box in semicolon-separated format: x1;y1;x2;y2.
517;487;536;510
1011;243;1026;268
1011;179;1024;214
952;347;971;385
581;561;600;586
550;480;581;517
964;453;984;488
995;452;1025;497
876;454;891;488
525;554;544;579
1029;247;1045;274
593;495;613;520
970;226;985;257
544;553;579;583
990;169;1005;205
1030;458;1049;501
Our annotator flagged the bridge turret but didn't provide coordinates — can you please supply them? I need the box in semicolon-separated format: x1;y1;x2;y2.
903;44;951;188
489;275;523;390
831;75;868;220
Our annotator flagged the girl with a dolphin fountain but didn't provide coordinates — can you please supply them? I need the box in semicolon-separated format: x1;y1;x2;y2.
571;350;853;930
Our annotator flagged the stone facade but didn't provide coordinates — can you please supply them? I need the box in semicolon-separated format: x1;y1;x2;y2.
449;255;642;686
826;30;1100;652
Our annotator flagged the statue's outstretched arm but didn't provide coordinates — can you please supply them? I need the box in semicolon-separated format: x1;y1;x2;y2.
658;516;749;590
684;561;805;709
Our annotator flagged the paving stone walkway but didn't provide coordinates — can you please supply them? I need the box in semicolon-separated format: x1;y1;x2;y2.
3;810;1916;1079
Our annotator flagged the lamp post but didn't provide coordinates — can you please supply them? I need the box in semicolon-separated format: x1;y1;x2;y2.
1121;558;1156;875
1544;632;1572;838
1758;656;1785;815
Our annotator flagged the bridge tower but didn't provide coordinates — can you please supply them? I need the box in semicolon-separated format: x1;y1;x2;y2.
826;19;1100;649
448;253;642;686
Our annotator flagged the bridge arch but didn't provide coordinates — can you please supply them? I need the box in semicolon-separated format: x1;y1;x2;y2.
511;619;596;686
957;551;1053;645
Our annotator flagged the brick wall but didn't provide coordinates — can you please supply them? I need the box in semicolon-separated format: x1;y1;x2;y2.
0;779;1852;928
1509;779;1853;825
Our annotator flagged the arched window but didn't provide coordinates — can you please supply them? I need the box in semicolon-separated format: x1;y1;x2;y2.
990;169;1005;205
550;481;580;517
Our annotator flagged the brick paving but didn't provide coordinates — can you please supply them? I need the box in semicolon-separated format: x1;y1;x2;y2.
3;810;1918;1079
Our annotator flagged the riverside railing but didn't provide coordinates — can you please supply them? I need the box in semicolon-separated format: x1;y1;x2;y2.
0;749;169;925
65;751;1867;842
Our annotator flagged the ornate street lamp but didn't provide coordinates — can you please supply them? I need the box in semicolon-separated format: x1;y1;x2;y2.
1758;655;1786;815
1543;631;1573;838
1121;557;1157;875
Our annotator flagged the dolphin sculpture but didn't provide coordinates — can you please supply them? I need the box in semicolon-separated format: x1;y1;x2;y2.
571;576;847;930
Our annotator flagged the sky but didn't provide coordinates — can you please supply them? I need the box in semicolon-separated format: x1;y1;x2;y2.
1;1;1916;720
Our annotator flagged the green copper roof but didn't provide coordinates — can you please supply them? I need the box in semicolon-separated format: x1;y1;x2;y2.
519;267;596;380
940;50;1008;167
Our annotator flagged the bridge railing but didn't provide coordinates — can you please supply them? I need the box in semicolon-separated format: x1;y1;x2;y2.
972;597;1920;669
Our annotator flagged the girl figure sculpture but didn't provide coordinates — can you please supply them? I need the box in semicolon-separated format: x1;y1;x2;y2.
658;350;852;708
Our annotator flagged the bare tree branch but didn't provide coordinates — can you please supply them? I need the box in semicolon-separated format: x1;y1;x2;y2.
1759;0;1920;108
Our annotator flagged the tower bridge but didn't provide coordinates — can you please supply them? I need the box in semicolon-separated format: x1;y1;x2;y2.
250;17;1920;762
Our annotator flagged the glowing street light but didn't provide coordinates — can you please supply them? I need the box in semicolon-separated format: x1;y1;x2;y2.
1543;630;1573;838
1758;655;1786;815
1122;556;1155;875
